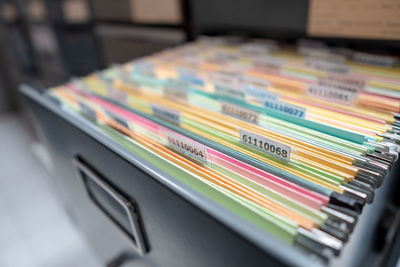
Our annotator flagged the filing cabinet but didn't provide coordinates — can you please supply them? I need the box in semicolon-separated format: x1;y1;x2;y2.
21;84;400;267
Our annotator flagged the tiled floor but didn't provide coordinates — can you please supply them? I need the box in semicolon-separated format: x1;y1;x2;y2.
0;112;101;267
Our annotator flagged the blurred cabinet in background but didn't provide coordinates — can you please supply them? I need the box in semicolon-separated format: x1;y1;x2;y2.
44;0;101;77
1;0;18;22
91;0;182;25
45;0;90;24
96;24;185;65
89;0;187;66
28;24;67;85
0;0;188;111
0;0;38;111
25;0;46;22
90;0;131;22
21;0;68;86
55;28;100;77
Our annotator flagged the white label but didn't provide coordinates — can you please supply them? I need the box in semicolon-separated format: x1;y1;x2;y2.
165;78;191;88
240;43;271;55
165;131;208;164
305;59;349;74
353;52;398;67
264;99;306;118
298;46;329;54
253;56;283;71
244;85;277;102
307;84;355;105
299;47;346;63
330;48;354;58
317;78;360;93
164;86;188;103
326;73;366;89
221;102;260;124
151;104;181;125
224;64;251;74
178;67;204;85
240;129;291;161
209;71;237;84
214;83;245;100
163;79;189;103
213;51;238;61
240;74;270;88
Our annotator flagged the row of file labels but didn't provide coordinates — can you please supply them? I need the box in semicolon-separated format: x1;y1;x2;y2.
46;37;400;260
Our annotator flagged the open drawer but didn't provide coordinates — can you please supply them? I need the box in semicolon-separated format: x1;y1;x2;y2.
21;85;400;267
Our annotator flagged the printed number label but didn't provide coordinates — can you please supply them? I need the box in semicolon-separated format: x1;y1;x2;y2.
163;78;189;103
166;132;208;164
264;100;306;118
240;43;271;55
307;84;354;105
306;59;349;74
221;102;259;124
164;86;188;103
326;74;366;89
253;56;283;71
214;83;245;100
152;104;181;125
353;52;398;67
241;75;270;88
317;78;360;92
240;130;291;161
243;85;277;102
299;47;346;63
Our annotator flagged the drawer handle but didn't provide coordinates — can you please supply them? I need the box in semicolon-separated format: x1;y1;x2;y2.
73;157;148;256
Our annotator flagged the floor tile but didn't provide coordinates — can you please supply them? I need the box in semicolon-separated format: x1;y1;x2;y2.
0;112;101;267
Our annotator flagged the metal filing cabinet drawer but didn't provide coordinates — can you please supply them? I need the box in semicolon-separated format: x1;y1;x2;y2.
21;86;400;267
